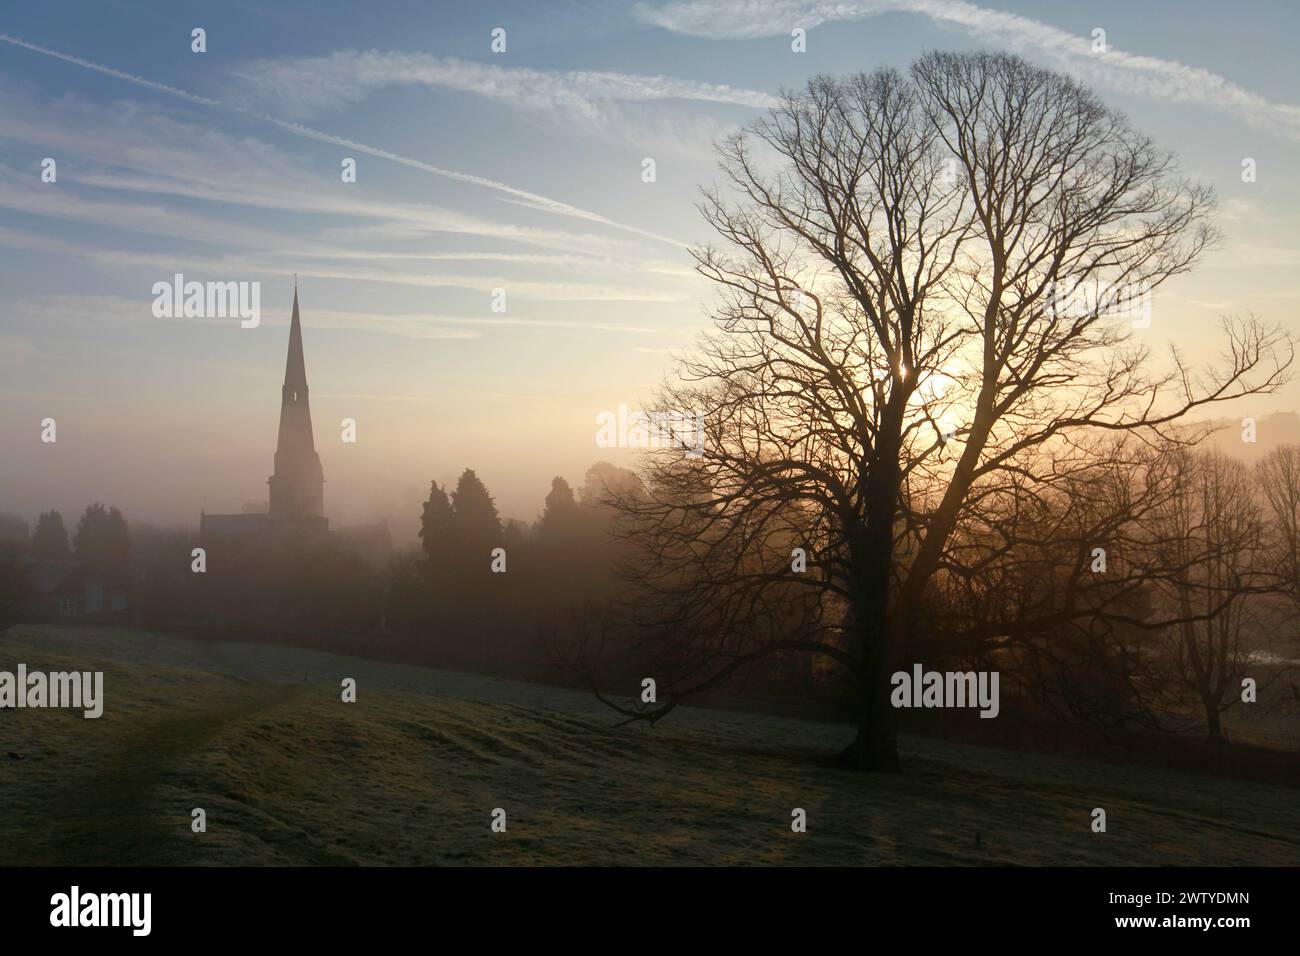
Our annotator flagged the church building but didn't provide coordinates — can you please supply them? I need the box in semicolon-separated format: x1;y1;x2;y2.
268;287;326;522
200;288;330;542
199;288;392;564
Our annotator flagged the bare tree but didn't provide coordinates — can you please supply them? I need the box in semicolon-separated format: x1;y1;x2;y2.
933;438;1177;737
1149;451;1274;739
1257;445;1300;606
594;53;1291;770
1254;445;1300;713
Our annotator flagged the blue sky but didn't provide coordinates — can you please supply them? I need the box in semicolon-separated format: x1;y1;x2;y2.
1;0;1297;540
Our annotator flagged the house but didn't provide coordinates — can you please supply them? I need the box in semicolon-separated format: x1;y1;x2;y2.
24;559;131;622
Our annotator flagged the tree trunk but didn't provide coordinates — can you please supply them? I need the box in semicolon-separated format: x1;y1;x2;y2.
836;532;906;768
1204;699;1222;740
838;682;901;770
833;405;908;771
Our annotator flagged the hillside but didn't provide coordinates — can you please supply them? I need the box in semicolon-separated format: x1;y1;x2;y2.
1;624;1297;866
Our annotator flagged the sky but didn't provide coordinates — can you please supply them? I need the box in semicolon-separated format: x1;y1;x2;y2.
1;0;1297;544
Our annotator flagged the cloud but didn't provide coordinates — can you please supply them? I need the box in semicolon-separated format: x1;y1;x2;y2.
634;0;1300;141
229;50;778;119
0;88;688;270
0;227;686;305
0;82;706;307
227;50;775;159
3;292;663;340
270;263;686;302
0;173;280;251
0;32;687;245
67;169;651;258
262;247;694;279
1224;242;1300;268
436;316;664;334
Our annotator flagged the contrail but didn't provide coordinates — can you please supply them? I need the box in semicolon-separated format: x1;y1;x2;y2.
0;32;687;248
0;32;222;107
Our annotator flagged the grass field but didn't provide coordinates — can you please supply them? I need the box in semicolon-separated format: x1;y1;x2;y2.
1;623;1297;866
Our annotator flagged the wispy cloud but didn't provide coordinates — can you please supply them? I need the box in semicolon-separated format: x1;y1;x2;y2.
0;32;688;244
0;88;684;271
0;172;280;251
230;50;777;119
3;293;664;339
262;247;694;278
635;0;1300;140
0;227;685;304
228;50;776;159
269;263;686;302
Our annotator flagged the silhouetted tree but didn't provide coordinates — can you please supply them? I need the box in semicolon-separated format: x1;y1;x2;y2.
594;53;1292;770
31;510;70;559
939;440;1179;736
579;462;643;509
130;522;198;625
538;477;578;540
1151;450;1274;739
74;503;131;573
451;469;502;564
0;512;28;548
0;548;25;631
419;481;456;577
1257;445;1300;607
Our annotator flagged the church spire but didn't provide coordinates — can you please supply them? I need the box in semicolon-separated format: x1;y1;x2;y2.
284;285;309;391
268;286;325;519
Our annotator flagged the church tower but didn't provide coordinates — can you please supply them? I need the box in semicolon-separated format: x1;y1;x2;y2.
268;287;325;519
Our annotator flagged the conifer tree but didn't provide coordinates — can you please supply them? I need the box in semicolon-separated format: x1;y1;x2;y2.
31;510;71;559
451;469;502;558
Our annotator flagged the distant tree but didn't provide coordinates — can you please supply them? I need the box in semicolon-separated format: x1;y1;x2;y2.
537;477;578;539
74;503;132;573
1257;445;1300;607
418;482;456;561
0;548;26;630
1150;451;1274;739
451;469;502;558
502;518;528;553
940;440;1180;735
0;512;28;548
31;510;70;559
386;549;436;635
579;462;644;509
129;522;200;625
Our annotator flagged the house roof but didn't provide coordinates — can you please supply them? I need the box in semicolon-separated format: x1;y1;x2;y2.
25;558;130;594
24;559;80;593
